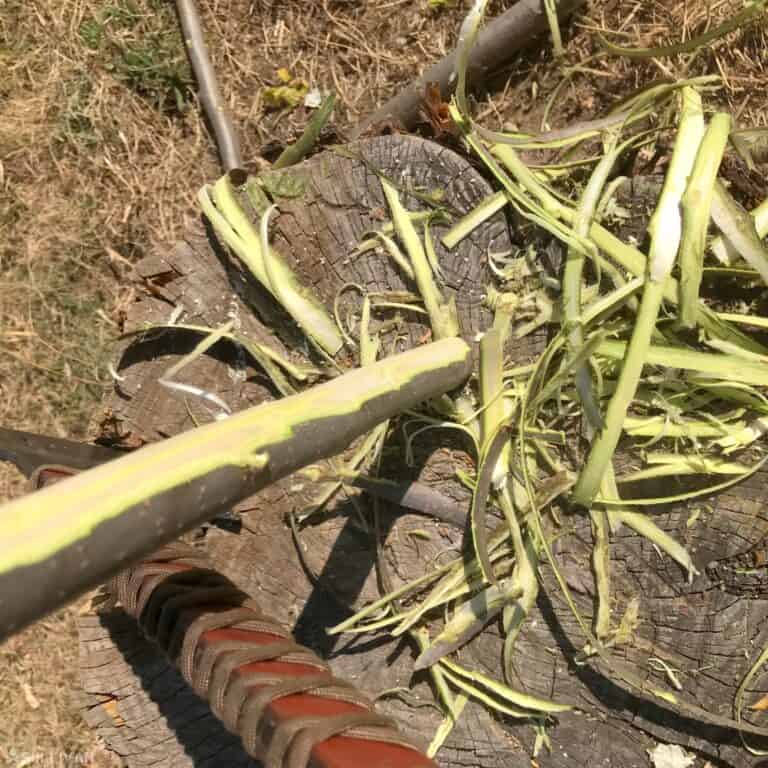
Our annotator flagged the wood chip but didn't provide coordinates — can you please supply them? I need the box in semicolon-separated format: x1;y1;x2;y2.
21;682;40;710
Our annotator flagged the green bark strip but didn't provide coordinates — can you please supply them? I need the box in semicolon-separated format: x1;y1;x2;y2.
0;338;471;640
590;506;611;638
572;87;705;509
199;175;344;355
440;658;571;714
596;339;768;387
380;178;459;340
413;578;519;671
678;113;731;328
471;422;512;586
711;194;768;264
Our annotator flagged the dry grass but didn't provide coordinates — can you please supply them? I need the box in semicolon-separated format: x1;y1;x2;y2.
0;604;121;768
476;0;768;133
0;0;766;763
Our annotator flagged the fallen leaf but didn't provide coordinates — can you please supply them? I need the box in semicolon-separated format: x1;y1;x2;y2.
420;81;453;137
648;743;695;768
260;172;307;200
263;69;309;109
263;84;308;109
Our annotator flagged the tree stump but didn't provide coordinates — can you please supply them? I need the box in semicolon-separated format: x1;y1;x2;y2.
77;139;768;768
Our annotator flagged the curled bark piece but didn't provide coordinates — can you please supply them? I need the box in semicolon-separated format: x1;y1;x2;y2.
352;0;586;137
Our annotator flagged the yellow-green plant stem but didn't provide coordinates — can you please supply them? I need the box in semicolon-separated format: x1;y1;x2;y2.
454;0;489;115
543;0;564;57
678;113;731;328
0;337;470;587
572;87;705;509
273;92;335;169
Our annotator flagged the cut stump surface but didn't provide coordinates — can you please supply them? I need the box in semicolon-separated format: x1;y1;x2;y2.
78;140;768;768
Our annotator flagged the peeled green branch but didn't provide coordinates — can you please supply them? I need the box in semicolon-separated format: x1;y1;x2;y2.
0;338;472;638
678;113;731;328
572;87;705;509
